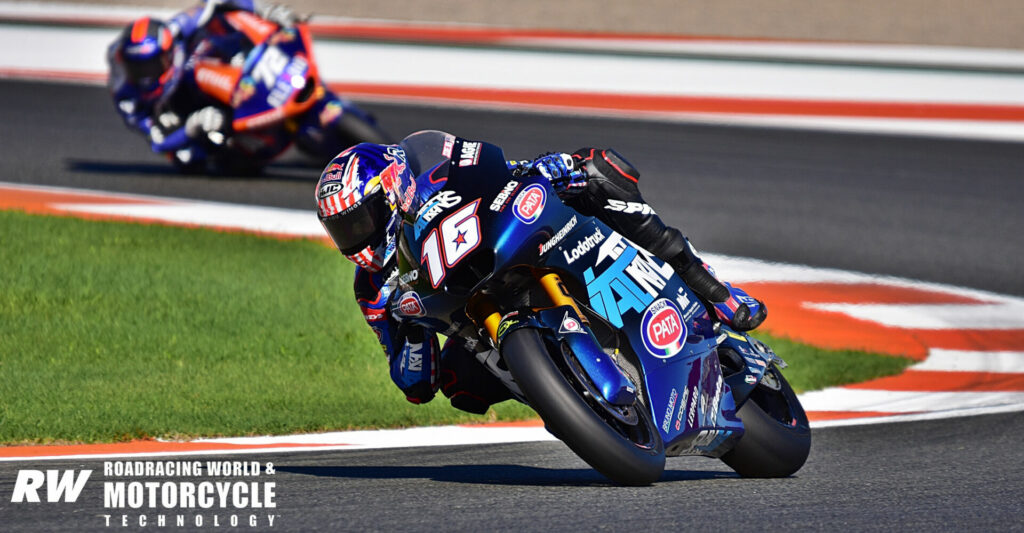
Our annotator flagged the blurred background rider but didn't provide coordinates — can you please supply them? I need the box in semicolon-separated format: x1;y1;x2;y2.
106;0;298;171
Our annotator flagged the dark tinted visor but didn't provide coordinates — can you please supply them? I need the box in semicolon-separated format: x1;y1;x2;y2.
124;52;170;85
321;191;391;255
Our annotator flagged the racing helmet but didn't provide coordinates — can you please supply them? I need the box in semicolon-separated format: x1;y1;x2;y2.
116;17;176;96
316;143;411;272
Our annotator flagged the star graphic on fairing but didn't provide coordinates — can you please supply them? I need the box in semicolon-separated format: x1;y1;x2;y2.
452;230;468;249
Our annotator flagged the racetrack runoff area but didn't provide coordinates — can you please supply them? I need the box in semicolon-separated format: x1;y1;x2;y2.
2;182;1022;461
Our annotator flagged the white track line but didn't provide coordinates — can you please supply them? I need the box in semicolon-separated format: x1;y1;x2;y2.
52;203;324;237
804;302;1024;330
913;349;1024;373
798;388;1024;413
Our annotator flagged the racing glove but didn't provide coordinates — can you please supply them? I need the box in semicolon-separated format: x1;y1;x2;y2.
531;152;587;197
184;107;227;144
389;327;440;404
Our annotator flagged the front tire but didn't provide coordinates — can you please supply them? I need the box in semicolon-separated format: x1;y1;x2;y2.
721;365;811;477
501;329;665;485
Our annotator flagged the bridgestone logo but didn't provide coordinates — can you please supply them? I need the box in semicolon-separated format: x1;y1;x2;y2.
562;227;605;264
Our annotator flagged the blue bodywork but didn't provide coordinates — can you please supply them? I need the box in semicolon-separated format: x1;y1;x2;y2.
390;132;776;458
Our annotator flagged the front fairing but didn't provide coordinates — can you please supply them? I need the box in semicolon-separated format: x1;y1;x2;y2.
392;138;576;331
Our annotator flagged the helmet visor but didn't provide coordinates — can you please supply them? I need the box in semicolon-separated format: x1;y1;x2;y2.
124;52;171;87
321;192;391;255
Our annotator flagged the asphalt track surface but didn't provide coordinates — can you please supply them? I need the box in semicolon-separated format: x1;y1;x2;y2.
2;79;1023;296
1;411;1022;531
3;79;1024;530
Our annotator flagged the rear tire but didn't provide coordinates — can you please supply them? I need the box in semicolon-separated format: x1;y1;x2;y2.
721;365;811;477
501;329;665;485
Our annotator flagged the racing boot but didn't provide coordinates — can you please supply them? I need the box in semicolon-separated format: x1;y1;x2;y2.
666;244;767;332
566;147;766;331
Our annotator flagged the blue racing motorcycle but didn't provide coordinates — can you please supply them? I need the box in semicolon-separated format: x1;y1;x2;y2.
388;131;810;485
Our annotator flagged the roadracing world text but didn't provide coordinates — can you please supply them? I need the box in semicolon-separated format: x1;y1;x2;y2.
10;461;281;528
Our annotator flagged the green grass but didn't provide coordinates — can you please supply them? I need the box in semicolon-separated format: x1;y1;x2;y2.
0;211;910;444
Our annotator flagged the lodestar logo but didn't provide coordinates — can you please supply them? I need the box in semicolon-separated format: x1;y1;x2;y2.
562;227;605;264
11;469;92;503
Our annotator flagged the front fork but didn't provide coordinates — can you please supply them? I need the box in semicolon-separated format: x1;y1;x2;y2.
467;271;637;407
471;272;586;344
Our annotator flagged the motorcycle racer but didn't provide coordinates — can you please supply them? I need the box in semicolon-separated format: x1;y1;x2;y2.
315;131;766;413
107;0;366;172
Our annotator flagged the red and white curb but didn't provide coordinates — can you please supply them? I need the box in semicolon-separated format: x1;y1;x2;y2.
3;2;1024;141
3;182;1023;460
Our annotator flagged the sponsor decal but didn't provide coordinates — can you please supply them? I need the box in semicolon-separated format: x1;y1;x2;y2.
232;77;256;107
405;342;423;372
267;54;308;108
441;134;456;158
674;386;690;431
196;67;235;95
745;374;758;384
687;384;698;429
317;155;364;217
361;307;385;322
414;190;463;237
489;180;520;212
318;100;342;126
682;302;703;323
318;182;341;199
744;356;767;368
661;388;678;433
395;292;425;318
371;326;384;342
267;27;297;46
558;311;585;335
399;270;419;285
704;374;724;427
378;160;410;209
562;227;605;264
240;108;285;129
125;41;157;56
458;142;481;167
386;146;406;160
496;319;516;339
512;184;546;224
605;199;655;215
584;233;676;328
539;216;577;255
640;298;687;358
